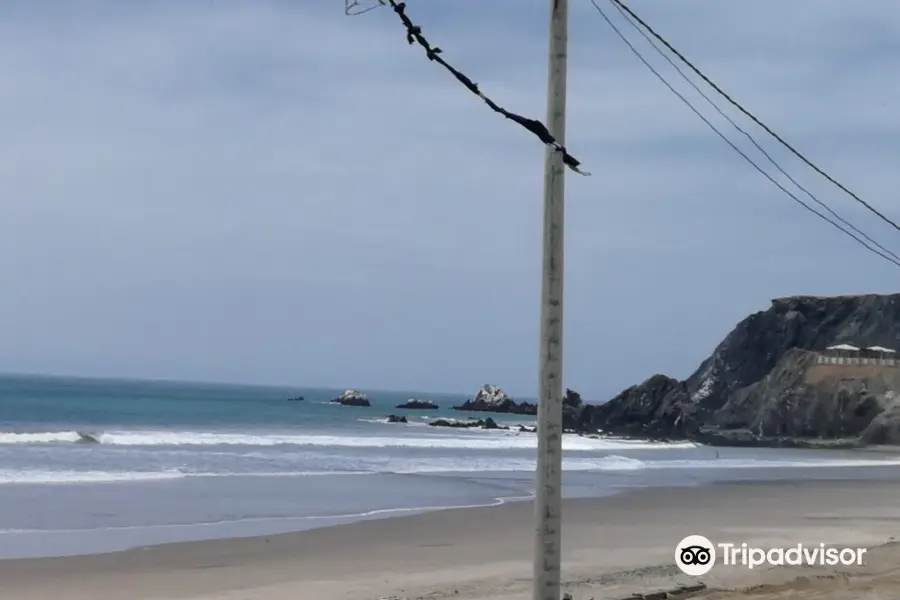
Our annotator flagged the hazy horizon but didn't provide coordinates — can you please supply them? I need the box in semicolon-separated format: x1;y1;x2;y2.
2;1;898;399
0;368;596;402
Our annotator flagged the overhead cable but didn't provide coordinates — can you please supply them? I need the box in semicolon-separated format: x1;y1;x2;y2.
603;0;900;264
608;0;900;233
588;0;900;268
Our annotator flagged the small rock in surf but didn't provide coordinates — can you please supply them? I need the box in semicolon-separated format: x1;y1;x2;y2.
395;398;438;409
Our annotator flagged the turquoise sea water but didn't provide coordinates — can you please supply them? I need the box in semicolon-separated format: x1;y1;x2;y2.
3;373;900;559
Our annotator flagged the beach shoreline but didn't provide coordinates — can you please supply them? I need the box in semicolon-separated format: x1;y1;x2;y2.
4;477;900;599
6;453;900;562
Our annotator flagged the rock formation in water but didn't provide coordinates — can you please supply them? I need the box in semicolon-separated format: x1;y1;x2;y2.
396;398;438;409
429;417;505;430
386;414;408;423
331;389;371;407
453;384;537;415
581;294;900;447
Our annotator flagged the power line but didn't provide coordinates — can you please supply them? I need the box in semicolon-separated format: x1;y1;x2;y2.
379;0;590;175
603;0;900;265
586;0;900;269
608;0;900;234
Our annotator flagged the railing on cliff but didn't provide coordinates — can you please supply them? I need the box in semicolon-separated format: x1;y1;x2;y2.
815;354;899;367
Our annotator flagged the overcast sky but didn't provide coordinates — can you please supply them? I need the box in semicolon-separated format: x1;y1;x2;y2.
1;0;898;399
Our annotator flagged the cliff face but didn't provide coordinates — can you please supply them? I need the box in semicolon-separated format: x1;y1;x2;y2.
589;375;694;438
590;294;900;446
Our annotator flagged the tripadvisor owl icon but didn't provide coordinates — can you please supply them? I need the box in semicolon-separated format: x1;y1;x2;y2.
676;535;716;576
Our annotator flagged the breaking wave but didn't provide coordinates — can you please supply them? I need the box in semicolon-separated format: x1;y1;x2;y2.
3;453;899;485
0;430;697;451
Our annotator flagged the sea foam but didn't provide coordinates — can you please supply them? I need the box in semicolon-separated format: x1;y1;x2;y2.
0;429;697;451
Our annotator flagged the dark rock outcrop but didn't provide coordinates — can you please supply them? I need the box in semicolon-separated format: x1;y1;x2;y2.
396;398;438;410
592;294;900;446
584;377;696;437
330;389;371;407
562;388;600;432
386;414;408;424
453;384;537;415
481;417;502;430
429;417;507;430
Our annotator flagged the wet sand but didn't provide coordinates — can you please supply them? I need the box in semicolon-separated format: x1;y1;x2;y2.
3;478;900;599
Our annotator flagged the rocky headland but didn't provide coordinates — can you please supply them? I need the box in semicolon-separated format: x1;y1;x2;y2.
335;294;900;448
580;294;900;447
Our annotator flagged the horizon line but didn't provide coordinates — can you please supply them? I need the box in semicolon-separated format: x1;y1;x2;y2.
0;370;551;401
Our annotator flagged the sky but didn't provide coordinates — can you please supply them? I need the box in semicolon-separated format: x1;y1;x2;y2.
1;0;899;399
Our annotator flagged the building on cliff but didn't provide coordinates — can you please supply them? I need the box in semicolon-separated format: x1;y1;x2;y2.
817;344;897;367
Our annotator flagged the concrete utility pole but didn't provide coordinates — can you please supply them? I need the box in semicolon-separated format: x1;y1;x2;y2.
533;0;568;599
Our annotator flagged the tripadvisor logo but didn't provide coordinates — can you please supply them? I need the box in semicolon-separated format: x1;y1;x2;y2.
675;535;716;576
675;535;867;576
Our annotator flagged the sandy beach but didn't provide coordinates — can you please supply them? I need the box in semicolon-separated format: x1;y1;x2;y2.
3;478;900;600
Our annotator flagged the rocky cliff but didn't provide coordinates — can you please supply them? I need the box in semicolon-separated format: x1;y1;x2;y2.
586;294;900;446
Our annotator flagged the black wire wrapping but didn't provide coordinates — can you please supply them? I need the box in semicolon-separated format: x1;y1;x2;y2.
385;1;589;175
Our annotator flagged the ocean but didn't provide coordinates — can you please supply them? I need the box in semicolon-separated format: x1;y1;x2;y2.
3;373;900;560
